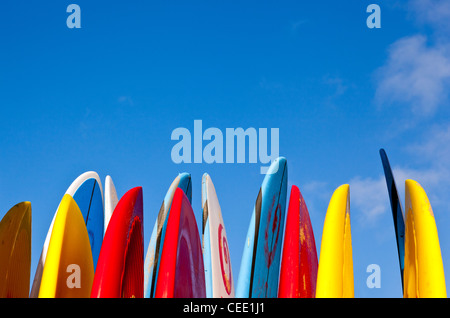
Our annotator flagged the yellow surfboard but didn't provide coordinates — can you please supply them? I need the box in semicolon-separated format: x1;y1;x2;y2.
404;180;447;298
316;184;354;298
0;202;32;298
38;194;94;298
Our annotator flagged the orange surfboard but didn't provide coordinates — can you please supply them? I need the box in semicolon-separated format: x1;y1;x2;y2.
0;202;32;298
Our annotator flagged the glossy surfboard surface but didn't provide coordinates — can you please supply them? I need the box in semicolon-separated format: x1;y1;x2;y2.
278;185;318;298
0;202;32;298
144;173;192;298
91;187;143;298
30;171;104;297
379;149;405;287
104;175;119;233
38;195;94;298
69;173;104;270
155;188;205;298
316;184;354;298
202;173;234;298
236;157;288;298
404;180;447;298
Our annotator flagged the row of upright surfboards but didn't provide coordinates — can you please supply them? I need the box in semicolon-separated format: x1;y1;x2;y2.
0;151;447;298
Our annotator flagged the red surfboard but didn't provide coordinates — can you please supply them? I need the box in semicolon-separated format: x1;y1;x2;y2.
91;187;143;298
155;188;205;298
278;185;318;298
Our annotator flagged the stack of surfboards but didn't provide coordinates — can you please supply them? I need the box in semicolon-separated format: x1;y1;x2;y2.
30;171;106;298
143;172;205;298
235;157;351;298
0;154;447;298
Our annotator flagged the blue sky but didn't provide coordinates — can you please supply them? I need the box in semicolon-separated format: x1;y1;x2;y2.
1;0;449;298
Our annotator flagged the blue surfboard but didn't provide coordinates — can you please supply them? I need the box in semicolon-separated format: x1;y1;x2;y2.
143;172;192;298
236;157;288;298
67;172;104;270
379;149;405;288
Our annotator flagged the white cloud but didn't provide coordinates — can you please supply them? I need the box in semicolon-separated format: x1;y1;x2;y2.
346;165;445;228
409;0;450;32
397;124;450;209
405;124;450;167
351;123;450;229
391;166;444;207
323;0;450;235
374;0;450;118
349;175;389;226
374;35;450;116
301;177;392;228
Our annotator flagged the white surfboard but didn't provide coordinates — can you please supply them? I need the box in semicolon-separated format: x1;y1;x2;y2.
29;171;104;298
104;175;119;233
202;173;235;298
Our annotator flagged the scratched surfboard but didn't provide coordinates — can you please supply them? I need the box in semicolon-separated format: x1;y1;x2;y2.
236;157;288;298
278;185;318;298
143;172;192;298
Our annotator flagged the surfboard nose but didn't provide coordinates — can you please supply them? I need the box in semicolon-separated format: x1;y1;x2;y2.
266;157;287;175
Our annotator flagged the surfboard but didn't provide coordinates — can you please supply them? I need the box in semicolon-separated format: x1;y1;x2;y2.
144;173;192;298
316;184;354;298
379;148;405;287
403;179;447;298
38;195;94;298
0;202;32;298
202;173;234;298
30;171;104;297
90;187;144;298
236;157;288;298
278;185;318;298
104;175;119;233
154;187;205;298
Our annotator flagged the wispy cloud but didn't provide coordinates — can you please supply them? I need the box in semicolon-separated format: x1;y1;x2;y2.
297;180;335;221
349;175;388;226
405;124;450;166
374;35;450;116
408;0;450;33
298;123;450;228
323;75;349;97
351;122;450;227
118;95;134;106
397;123;450;208
374;0;450;118
290;19;308;33
369;1;450;221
